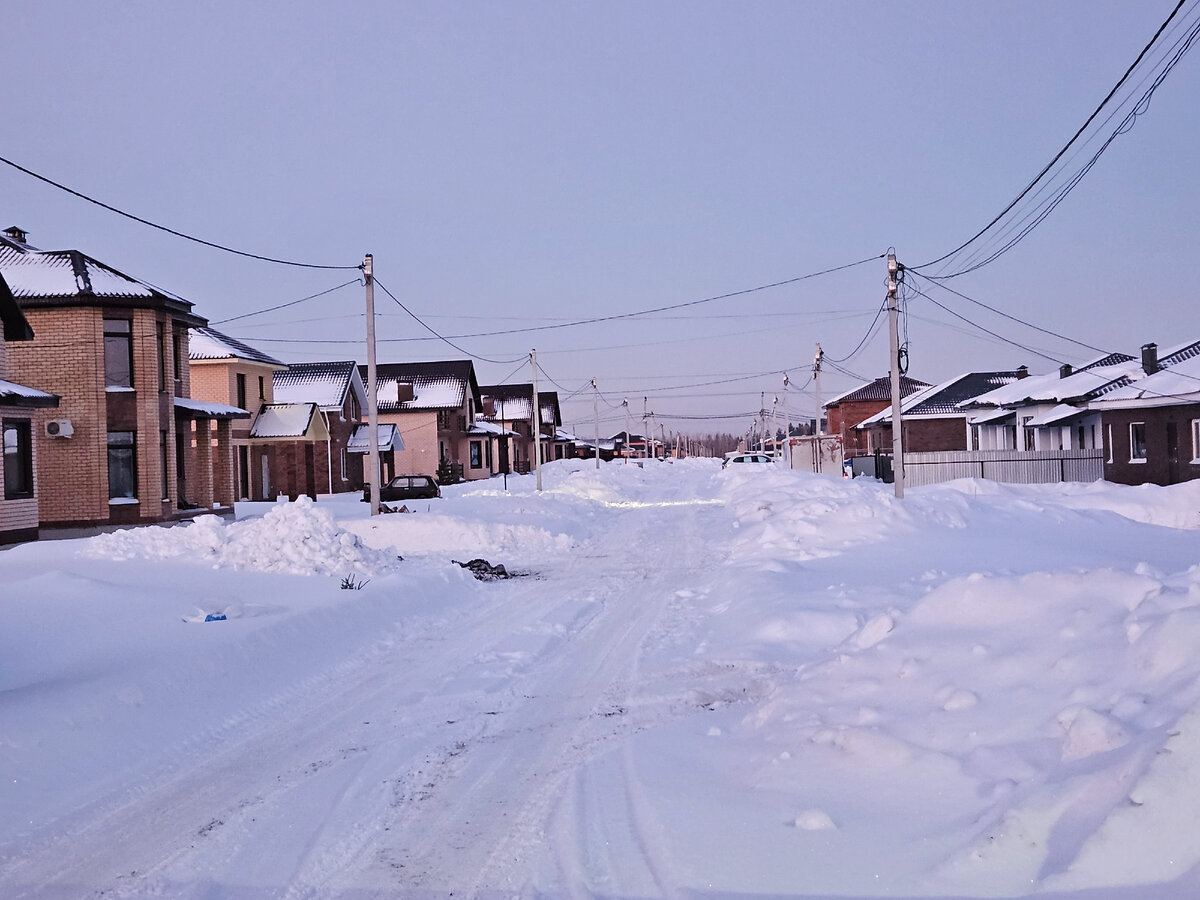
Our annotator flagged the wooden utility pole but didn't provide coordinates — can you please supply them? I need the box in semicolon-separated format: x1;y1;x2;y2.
887;252;905;499
364;253;381;516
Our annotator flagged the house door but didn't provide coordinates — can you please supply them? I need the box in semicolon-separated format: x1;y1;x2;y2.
1167;422;1180;484
238;446;250;500
175;432;187;506
261;453;271;500
304;443;316;499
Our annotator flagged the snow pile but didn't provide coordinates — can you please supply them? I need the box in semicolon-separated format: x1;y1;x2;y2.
344;511;573;562
82;495;400;576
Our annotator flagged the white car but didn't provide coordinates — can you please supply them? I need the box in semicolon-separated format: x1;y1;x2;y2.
721;452;776;468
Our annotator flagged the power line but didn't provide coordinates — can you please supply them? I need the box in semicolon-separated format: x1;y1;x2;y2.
0;153;362;270
907;283;1067;364
914;0;1192;273
210;279;362;325
373;278;527;366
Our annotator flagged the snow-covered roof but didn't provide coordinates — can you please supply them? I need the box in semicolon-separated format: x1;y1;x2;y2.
1090;355;1200;407
0;377;59;408
479;385;561;426
824;376;930;407
190;327;286;367
250;403;327;440
967;407;1016;426
362;361;480;412
173;397;251;419
965;359;1142;408
347;423;404;453
1026;404;1089;427
0;230;200;324
858;371;1028;427
273;361;364;410
469;418;519;437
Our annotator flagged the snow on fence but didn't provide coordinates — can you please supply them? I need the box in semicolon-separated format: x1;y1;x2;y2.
902;449;1104;487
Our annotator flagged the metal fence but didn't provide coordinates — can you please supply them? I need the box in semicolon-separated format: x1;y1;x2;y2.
901;449;1104;487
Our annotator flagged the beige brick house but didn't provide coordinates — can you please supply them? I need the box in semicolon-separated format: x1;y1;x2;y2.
1;272;59;543
360;360;482;484
0;225;244;530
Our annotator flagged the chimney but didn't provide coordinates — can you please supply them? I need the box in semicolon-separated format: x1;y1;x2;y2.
3;225;28;244
1015;365;1029;379
1059;363;1073;379
1141;342;1159;376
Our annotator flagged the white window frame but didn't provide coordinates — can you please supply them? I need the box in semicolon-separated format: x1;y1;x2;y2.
1106;424;1114;464
1129;422;1147;463
1191;419;1200;463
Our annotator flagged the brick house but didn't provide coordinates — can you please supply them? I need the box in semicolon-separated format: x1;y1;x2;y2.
823;376;930;458
479;384;563;472
272;361;370;494
188;327;291;500
0;226;243;530
1090;343;1200;486
361;360;483;484
1;273;59;543
857;370;1028;453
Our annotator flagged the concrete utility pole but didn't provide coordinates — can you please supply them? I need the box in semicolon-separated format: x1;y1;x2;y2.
759;392;767;452
623;398;630;463
531;349;543;492
813;343;824;435
643;397;648;458
591;379;600;469
887;252;905;499
364;253;381;516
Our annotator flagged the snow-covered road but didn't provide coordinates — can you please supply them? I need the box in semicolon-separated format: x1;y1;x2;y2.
3;459;1200;898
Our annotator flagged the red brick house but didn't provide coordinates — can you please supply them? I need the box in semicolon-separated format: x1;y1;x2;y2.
857;370;1028;453
1;273;59;543
1090;343;1200;486
272;361;370;494
823;376;929;458
1;226;243;530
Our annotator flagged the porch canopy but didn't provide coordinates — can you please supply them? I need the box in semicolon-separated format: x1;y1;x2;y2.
347;423;404;453
1027;404;1087;428
173;397;250;420
967;408;1015;426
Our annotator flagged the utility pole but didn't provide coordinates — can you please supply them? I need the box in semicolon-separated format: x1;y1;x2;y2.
813;343;824;435
623;398;630;464
364;253;381;516
887;252;905;499
591;379;600;469
531;349;543;492
759;392;766;452
643;397;648;458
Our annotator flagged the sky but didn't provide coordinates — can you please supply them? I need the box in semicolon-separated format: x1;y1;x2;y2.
4;2;1199;436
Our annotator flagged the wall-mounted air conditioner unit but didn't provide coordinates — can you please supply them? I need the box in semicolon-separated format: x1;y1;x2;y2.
45;419;74;438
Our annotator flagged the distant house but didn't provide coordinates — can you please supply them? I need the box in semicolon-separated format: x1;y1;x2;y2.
857;370;1028;454
272;361;370;494
362;360;483;484
1;225;243;530
479;384;563;471
1090;342;1200;486
823;376;930;457
1;272;59;543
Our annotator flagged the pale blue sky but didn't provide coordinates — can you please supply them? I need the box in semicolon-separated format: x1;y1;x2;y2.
5;2;1198;435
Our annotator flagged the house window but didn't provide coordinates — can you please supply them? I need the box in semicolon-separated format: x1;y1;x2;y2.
470;440;483;469
156;322;167;392
340;448;348;481
1106;424;1113;464
437;410;450;429
238;446;250;500
108;431;138;499
104;319;134;388
258;375;265;400
1022;416;1035;451
1192;420;1200;463
1129;422;1147;462
172;329;183;382
236;374;247;410
2;419;34;500
486;439;492;469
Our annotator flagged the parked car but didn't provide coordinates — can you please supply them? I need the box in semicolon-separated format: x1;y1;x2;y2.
721;452;776;468
363;475;442;502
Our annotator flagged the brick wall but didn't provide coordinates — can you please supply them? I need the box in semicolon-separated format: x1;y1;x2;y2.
1103;404;1200;486
380;411;439;479
7;306;196;526
829;399;890;457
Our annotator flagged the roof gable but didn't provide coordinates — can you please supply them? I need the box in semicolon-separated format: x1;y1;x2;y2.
824;376;930;407
249;403;328;440
360;360;480;411
0;272;33;342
